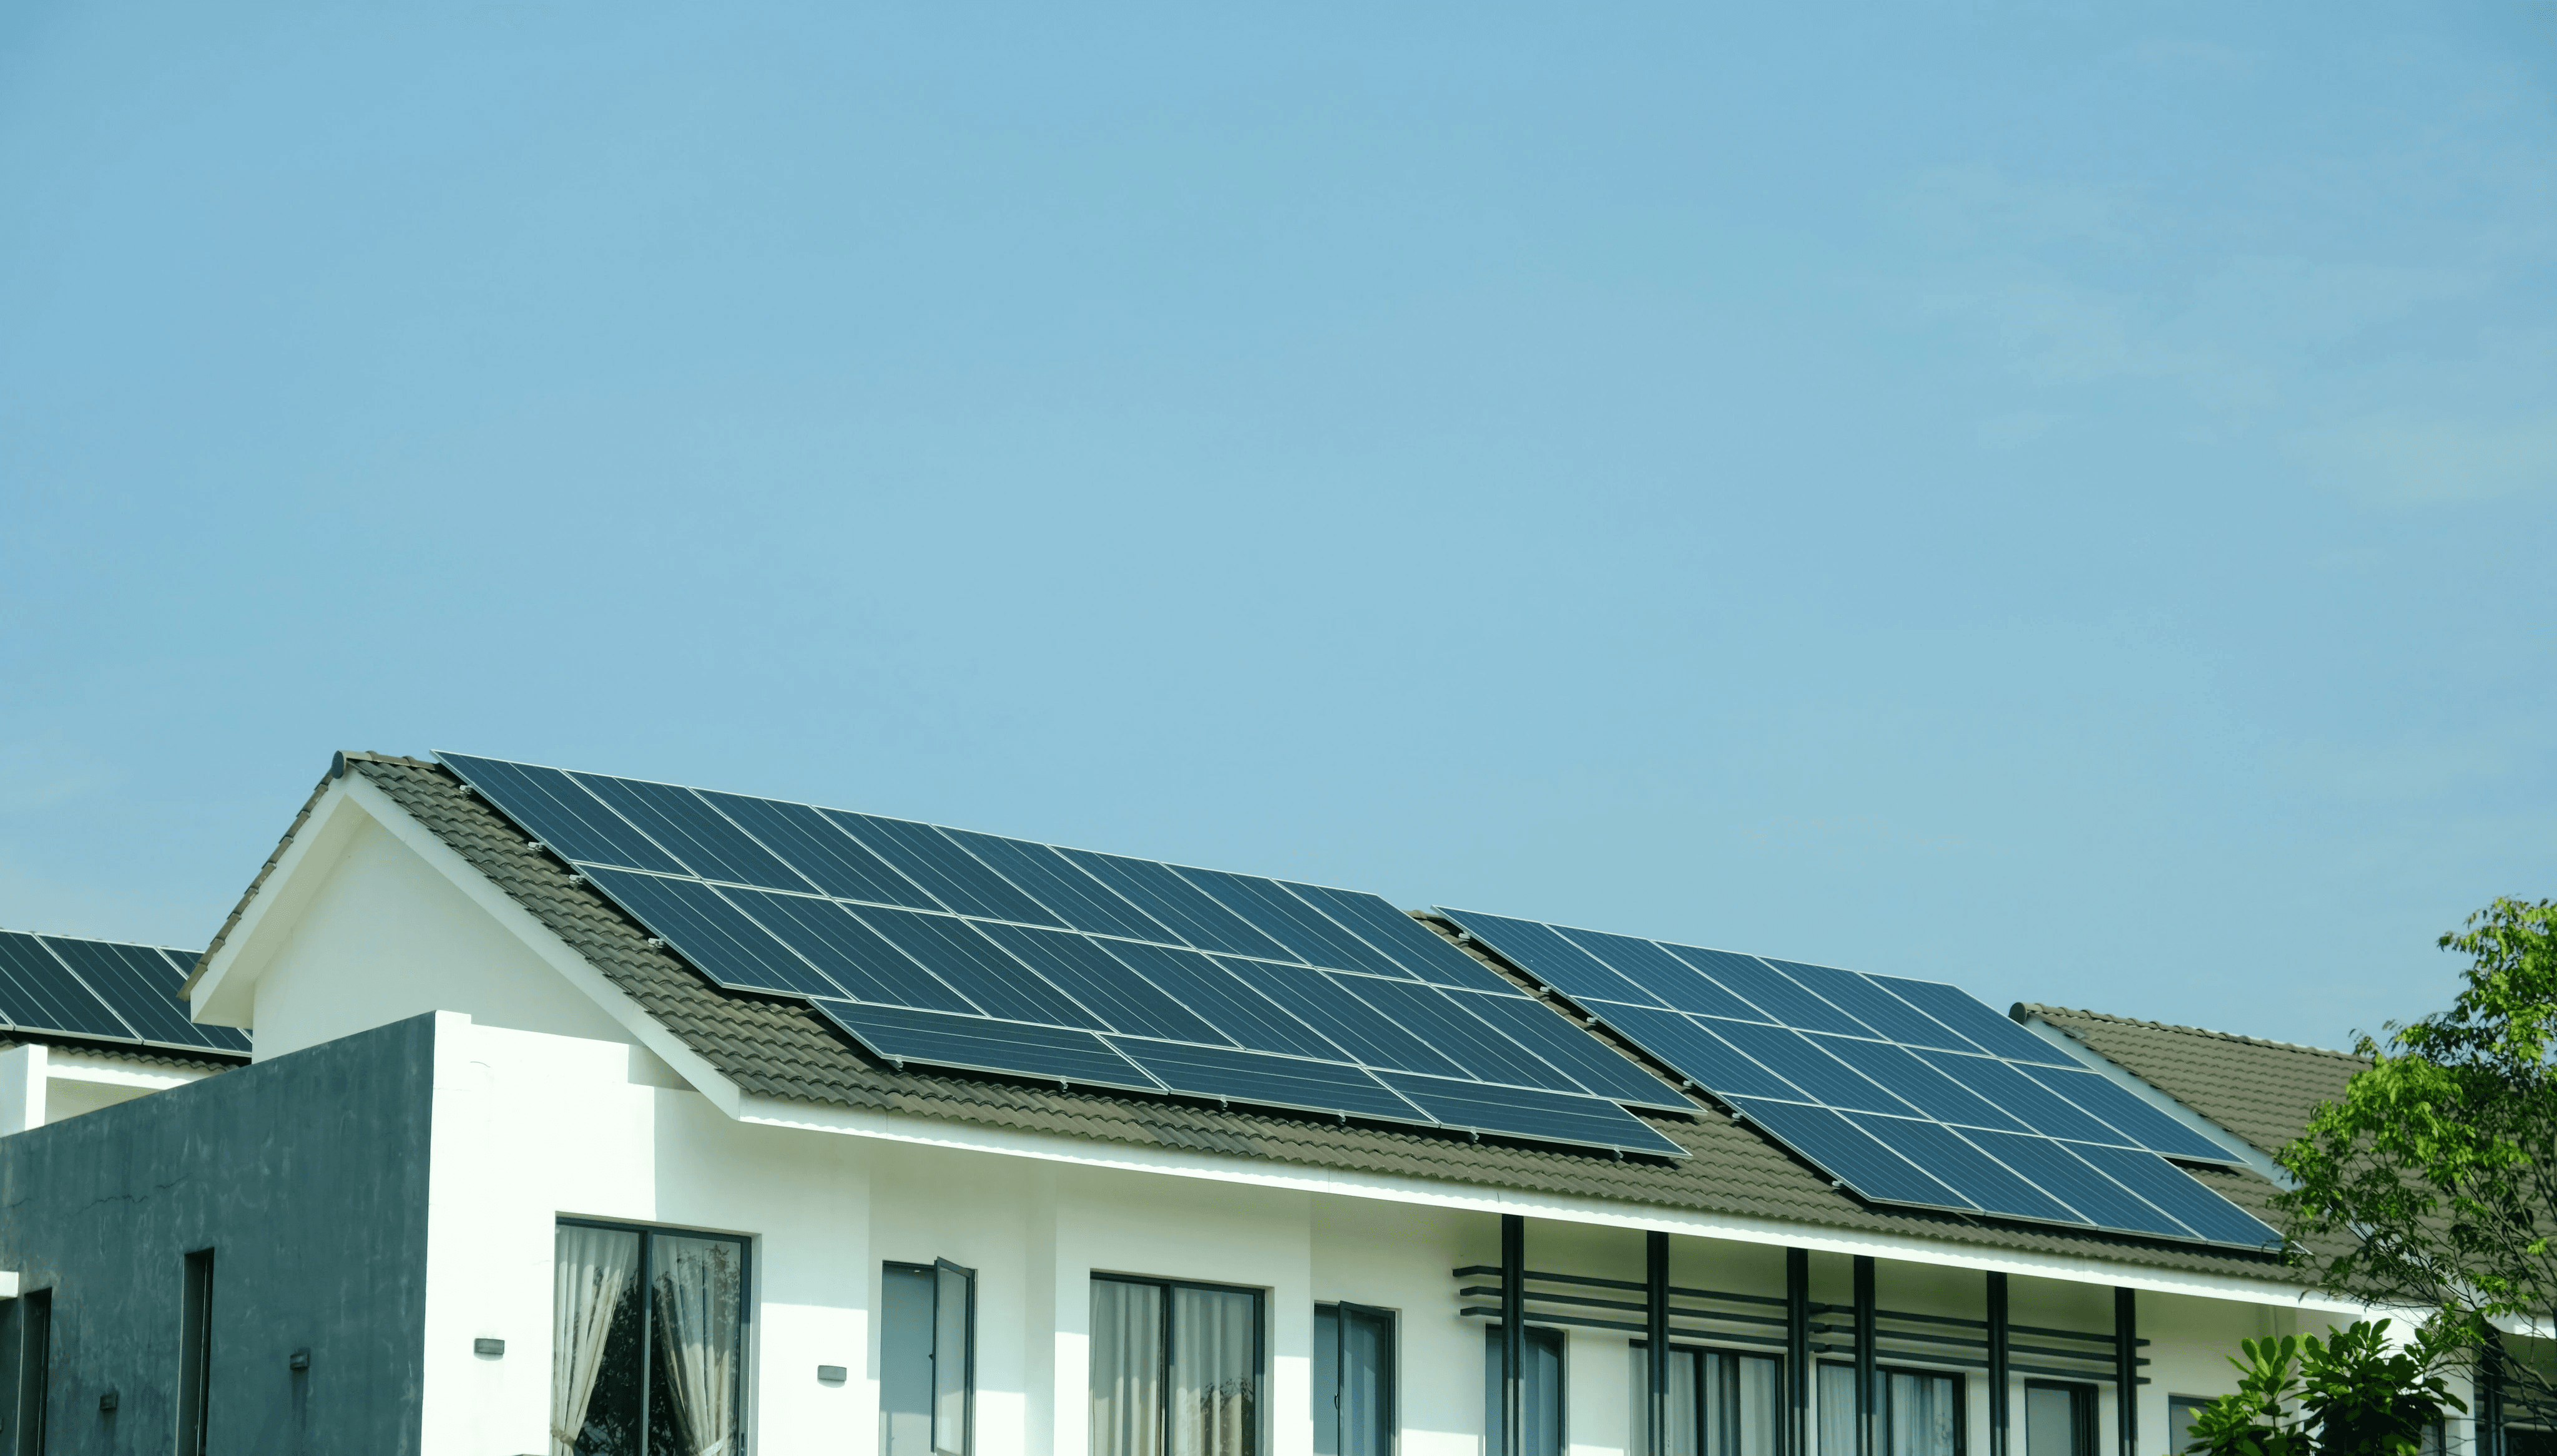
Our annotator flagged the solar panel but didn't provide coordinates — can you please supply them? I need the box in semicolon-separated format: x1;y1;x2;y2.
1438;908;2276;1249
440;753;1687;1158
0;929;249;1055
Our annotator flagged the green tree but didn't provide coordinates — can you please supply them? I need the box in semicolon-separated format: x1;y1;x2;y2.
2182;1320;2464;1456
2275;896;2557;1400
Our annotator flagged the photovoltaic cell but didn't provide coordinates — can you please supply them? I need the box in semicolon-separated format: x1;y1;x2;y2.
825;813;1066;927
439;754;684;873
698;791;933;908
1177;869;1410;979
0;931;134;1040
574;774;810;890
2018;1065;2237;1162
1455;992;1687;1107
1091;942;1338;1059
586;868;838;998
814;1000;1156;1088
722;887;974;1012
1553;927;1742;1013
1279;884;1519;992
1056;851;1296;961
1439;905;2269;1245
850;907;1102;1027
1377;1072;1689;1156
42;939;205;1047
941;831;1177;944
1338;975;1583;1093
1726;1097;1968;1208
1594;1007;1802;1101
1765;960;1975;1053
1223;959;1466;1077
1104;1038;1421;1121
439;753;1695;1159
973;922;1229;1044
1842;1113;2084;1225
1438;911;1660;1006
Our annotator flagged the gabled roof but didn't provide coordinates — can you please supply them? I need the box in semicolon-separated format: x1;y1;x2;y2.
2017;1004;2366;1160
333;751;2307;1282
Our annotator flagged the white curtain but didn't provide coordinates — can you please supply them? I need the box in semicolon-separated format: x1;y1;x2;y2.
1887;1373;1956;1456
1817;1364;1858;1456
653;1234;747;1456
1092;1280;1166;1456
551;1225;640;1456
1171;1287;1257;1456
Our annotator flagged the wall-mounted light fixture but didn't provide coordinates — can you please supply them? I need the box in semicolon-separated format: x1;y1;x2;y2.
474;1338;506;1357
99;1389;118;1413
817;1365;848;1384
290;1350;311;1371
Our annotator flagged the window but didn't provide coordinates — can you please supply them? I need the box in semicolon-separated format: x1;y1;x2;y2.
1632;1346;1779;1456
1817;1365;1963;1456
884;1261;976;1456
1484;1326;1565;1456
1315;1304;1394;1456
2026;1382;2097;1456
2;1287;48;1456
549;1219;750;1456
2168;1397;2212;1456
1091;1276;1264;1456
177;1249;214;1456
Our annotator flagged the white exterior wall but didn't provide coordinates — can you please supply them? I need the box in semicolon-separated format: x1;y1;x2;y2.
0;1039;222;1133
185;772;2378;1456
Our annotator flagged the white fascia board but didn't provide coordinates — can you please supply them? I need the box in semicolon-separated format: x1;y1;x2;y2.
335;773;745;1118
42;1052;208;1092
737;1092;2362;1313
192;778;372;1026
2015;1014;2293;1187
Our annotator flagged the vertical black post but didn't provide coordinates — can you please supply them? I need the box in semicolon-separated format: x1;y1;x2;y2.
1502;1214;1526;1456
2480;1336;2505;1456
1786;1250;1810;1456
1853;1257;1877;1456
1986;1274;2011;1456
1647;1231;1671;1456
2114;1288;2138;1456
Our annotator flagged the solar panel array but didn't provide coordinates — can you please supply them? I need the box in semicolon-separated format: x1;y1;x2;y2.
1435;909;2276;1248
439;753;1689;1158
0;931;250;1057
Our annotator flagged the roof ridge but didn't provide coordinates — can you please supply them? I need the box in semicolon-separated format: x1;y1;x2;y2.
2017;1002;2367;1064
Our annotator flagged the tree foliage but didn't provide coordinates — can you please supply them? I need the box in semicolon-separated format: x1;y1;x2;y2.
2182;1321;2465;1456
2275;897;2557;1397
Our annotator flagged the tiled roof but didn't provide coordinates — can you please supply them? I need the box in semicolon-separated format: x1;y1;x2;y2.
340;753;2305;1282
0;1036;243;1073
2016;1004;2368;1160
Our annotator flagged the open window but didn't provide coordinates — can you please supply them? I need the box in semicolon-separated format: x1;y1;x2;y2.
1315;1303;1394;1456
550;1219;750;1456
2024;1381;2096;1456
1091;1274;1265;1456
884;1260;976;1456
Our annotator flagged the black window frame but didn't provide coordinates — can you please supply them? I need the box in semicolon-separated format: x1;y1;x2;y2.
1315;1301;1398;1456
883;1258;978;1456
3;1287;48;1456
1632;1339;1785;1456
177;1248;215;1456
1485;1322;1569;1456
2023;1380;2098;1456
556;1216;755;1456
1817;1360;1968;1456
1091;1273;1270;1456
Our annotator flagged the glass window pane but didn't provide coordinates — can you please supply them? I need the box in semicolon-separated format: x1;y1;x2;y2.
1317;1307;1342;1456
1818;1364;1858;1456
1092;1281;1166;1456
1486;1327;1566;1456
1736;1357;1780;1456
1886;1372;1958;1456
883;1266;937;1456
555;1225;643;1456
2027;1385;2091;1456
935;1264;974;1456
1172;1287;1260;1456
1341;1307;1393;1456
649;1233;747;1456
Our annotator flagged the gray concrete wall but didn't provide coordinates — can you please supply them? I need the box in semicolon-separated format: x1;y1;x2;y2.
0;1012;433;1456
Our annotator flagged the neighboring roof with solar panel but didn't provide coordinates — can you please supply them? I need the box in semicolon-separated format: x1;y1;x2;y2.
0;929;251;1061
2019;1004;2366;1161
435;752;1689;1160
313;752;2315;1282
1435;908;2281;1251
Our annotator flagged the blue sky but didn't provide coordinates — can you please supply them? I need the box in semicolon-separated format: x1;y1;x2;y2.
2;2;2550;1053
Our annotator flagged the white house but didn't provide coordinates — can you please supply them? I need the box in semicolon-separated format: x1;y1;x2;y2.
0;750;2541;1456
